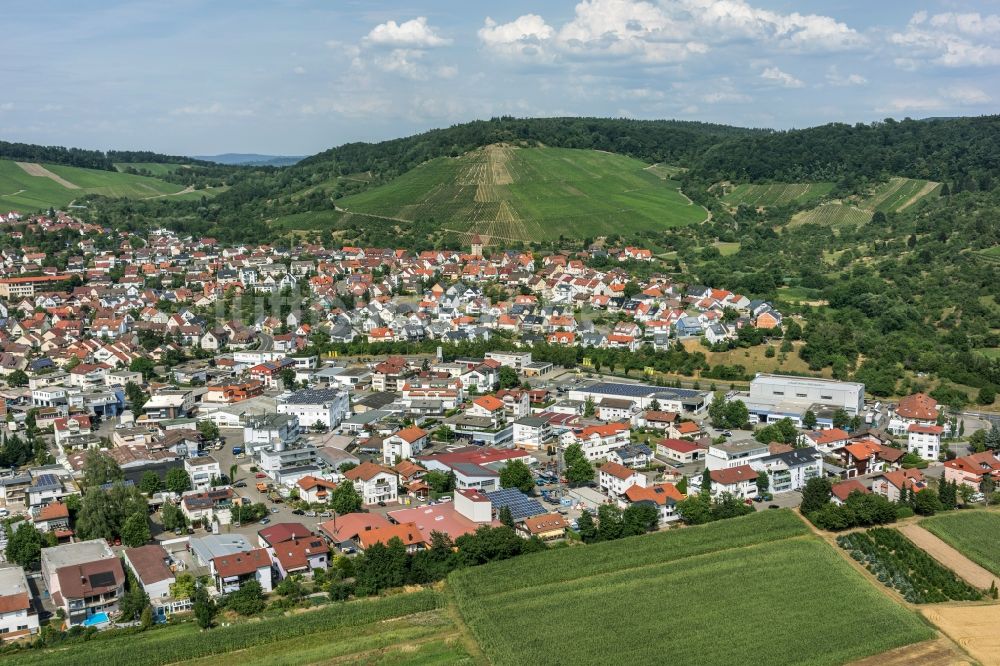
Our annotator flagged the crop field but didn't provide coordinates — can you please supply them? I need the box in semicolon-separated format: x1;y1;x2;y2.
451;510;932;666
0;159;186;212
721;181;833;208
791;177;939;228
921;511;1000;576
10;590;459;666
332;145;707;242
837;529;982;603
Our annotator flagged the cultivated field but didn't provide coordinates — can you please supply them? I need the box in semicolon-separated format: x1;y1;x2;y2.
791;177;940;228
922;604;1000;666
451;510;932;666
332;145;707;242
8;590;465;666
721;181;833;208
0;159;188;212
921;511;1000;577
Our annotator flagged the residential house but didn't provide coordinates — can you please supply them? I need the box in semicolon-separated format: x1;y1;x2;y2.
122;544;175;603
344;462;398;505
41;539;126;627
872;469;927;502
0;566;38;641
598;461;646;497
943;451;1000;489
211;548;273;594
382;426;429;466
623;483;685;524
518;513;568;540
907;424;943;461
756;447;822;493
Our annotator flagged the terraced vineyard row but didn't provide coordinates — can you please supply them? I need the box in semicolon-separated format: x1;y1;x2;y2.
721;181;834;207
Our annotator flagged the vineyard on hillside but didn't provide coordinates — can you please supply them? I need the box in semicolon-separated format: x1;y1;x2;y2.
328;145;707;243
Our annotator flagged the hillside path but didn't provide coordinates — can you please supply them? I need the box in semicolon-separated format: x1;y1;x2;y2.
898;524;999;590
898;181;941;212
15;161;79;188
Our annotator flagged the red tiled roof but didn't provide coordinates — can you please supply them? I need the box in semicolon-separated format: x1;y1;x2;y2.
895;393;938;421
831;479;869;502
710;464;757;485
625;483;684;505
213;548;270;578
599;461;635;480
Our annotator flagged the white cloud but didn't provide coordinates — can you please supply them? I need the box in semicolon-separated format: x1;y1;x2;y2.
941;84;991;105
169;103;252;117
478;0;863;64
478;14;554;59
292;66;306;75
0;103;14;112
877;84;991;113
702;91;751;103
890;11;1000;67
372;49;428;80
364;17;450;48
760;66;803;88
826;67;867;86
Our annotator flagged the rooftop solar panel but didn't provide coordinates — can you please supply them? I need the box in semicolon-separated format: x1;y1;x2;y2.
485;488;546;521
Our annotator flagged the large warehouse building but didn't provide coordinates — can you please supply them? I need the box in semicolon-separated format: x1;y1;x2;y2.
568;382;712;414
734;374;865;427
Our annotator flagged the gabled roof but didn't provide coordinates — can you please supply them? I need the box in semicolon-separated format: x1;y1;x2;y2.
212;548;270;578
599;461;636;480
625;483;684;505
344;461;395;482
710;464;757;485
831;479;869;502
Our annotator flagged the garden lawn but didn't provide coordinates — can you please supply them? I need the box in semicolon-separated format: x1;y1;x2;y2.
452;511;932;666
921;511;1000;576
9;590;446;666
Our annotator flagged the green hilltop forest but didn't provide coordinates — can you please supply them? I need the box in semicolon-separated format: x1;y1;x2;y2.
4;114;1000;402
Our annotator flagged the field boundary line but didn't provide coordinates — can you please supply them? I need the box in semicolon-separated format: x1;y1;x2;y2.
897;181;940;212
457;530;814;602
898;524;1000;591
15;161;80;189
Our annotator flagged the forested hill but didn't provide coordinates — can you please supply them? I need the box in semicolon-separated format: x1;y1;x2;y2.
299;117;759;180
0;140;215;171
687;116;1000;188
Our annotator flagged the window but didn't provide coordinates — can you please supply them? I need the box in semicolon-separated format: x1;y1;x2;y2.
821;395;833;400
772;391;784;396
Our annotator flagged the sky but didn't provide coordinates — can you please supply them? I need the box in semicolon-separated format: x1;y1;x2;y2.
1;0;998;155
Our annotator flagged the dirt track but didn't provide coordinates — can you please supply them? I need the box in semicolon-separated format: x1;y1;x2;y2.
922;605;1000;666
899;524;1000;590
849;638;972;666
15;161;79;188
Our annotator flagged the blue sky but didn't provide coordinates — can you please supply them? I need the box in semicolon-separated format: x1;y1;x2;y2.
1;0;997;155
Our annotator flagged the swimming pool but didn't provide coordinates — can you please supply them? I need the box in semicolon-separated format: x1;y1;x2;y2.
82;612;109;626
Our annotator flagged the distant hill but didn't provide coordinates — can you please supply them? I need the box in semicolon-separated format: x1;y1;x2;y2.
197;153;303;167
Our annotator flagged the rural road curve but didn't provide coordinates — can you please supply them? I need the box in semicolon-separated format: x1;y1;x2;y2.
898;524;999;590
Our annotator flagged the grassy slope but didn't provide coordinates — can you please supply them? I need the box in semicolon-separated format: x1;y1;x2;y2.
722;182;834;207
791;177;940;227
0;159;185;212
921;511;1000;576
323;145;707;241
451;510;931;666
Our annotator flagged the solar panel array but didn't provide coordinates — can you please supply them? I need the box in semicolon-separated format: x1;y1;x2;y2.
584;382;706;400
486;488;546;521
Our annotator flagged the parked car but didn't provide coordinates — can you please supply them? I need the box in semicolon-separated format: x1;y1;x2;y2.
234;481;247;488
255;472;267;479
304;510;317;517
260;517;271;524
319;511;332;518
292;509;304;515
270;507;280;514
377;501;387;507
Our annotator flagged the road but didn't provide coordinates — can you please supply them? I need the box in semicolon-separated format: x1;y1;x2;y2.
257;333;273;352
